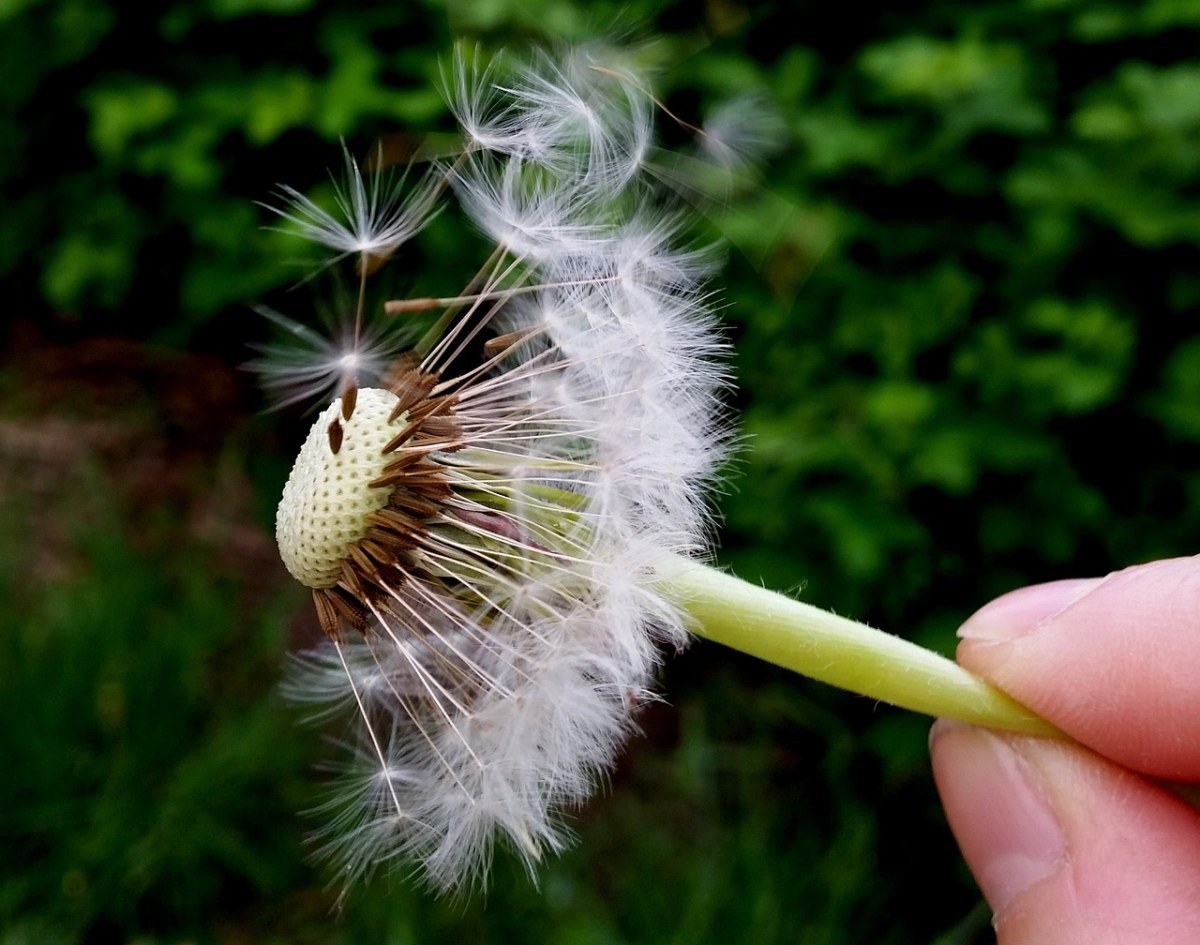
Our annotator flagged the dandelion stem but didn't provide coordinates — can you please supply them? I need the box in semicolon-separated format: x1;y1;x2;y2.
657;556;1063;738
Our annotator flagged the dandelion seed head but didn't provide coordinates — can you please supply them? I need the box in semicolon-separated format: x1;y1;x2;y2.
262;43;733;893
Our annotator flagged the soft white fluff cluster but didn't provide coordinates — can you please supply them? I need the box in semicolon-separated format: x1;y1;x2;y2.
265;46;728;891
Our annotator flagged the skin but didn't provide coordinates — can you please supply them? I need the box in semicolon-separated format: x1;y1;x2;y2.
930;557;1200;944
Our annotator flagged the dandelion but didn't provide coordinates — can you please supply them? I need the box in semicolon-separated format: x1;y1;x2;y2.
263;44;1060;894
268;46;724;891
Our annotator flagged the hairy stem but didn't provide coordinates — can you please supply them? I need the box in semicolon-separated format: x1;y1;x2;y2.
657;556;1062;738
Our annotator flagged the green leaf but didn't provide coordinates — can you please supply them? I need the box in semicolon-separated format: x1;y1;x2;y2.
87;82;178;159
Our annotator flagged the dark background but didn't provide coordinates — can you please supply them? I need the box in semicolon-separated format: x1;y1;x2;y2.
3;0;1199;942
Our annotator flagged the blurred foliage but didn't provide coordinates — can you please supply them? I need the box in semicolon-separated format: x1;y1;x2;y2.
0;525;309;941
2;0;1199;942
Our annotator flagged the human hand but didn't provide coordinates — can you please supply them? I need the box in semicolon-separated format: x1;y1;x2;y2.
930;557;1200;944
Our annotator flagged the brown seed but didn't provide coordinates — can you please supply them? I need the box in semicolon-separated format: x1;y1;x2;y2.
312;588;344;642
483;326;538;358
341;381;359;421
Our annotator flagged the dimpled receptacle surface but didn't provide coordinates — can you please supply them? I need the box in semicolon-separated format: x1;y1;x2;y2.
276;387;405;588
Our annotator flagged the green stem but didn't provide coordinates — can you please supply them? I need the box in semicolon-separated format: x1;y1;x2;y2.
656;555;1063;739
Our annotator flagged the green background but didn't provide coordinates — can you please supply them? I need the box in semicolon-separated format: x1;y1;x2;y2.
3;0;1199;942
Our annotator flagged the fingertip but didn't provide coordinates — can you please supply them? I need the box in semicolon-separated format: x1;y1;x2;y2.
954;557;1200;779
956;578;1103;647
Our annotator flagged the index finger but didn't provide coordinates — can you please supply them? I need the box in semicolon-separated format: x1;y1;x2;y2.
956;556;1200;781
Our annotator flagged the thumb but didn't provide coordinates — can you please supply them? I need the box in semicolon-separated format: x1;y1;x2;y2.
931;721;1200;945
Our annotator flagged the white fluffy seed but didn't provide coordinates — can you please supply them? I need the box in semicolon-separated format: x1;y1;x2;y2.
276;388;405;588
